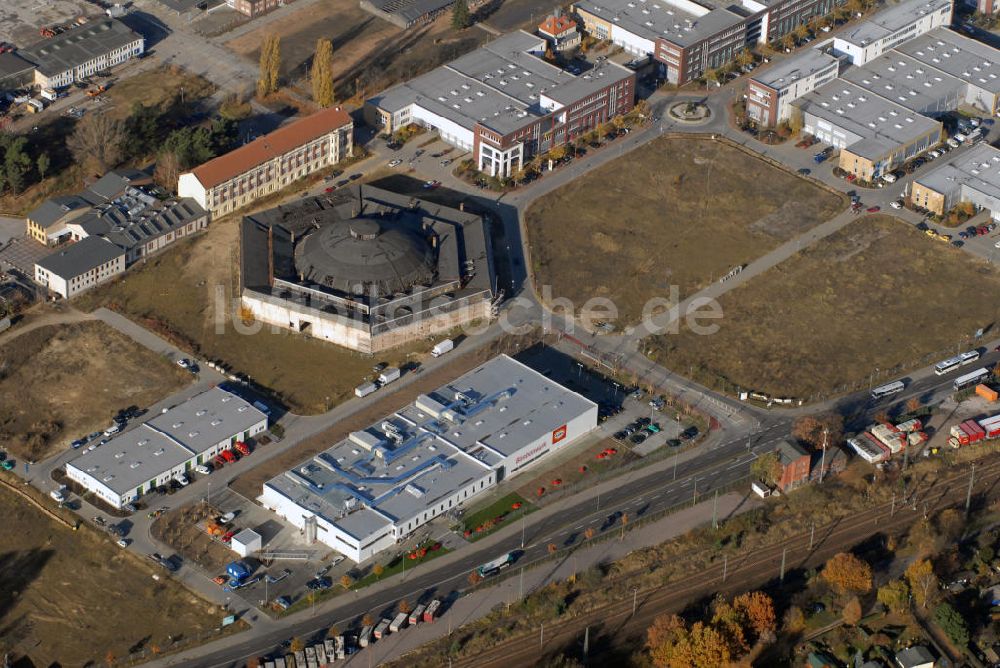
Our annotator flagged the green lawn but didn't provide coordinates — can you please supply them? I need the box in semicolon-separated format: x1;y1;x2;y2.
354;540;452;588
460;492;534;542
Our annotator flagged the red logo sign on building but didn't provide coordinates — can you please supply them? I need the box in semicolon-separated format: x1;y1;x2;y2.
552;424;567;444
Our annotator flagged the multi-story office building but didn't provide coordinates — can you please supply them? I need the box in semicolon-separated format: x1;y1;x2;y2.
365;31;635;178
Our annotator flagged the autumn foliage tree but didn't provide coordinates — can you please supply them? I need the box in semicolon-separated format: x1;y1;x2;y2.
750;451;782;487
821;552;872;596
311;38;335;107
792;414;844;449
733;591;776;640
373;563;385;580
647;592;775;667
877;579;910;614
905;559;939;609
398;599;411;614
842;596;862;625
257;34;281;97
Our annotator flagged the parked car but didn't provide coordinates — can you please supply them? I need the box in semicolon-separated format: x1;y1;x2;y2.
797;168;811;175
274;596;292;610
866;206;881;213
890;200;902;209
117;538;131;548
388;159;403;167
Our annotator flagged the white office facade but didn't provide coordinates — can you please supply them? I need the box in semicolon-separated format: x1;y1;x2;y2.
259;355;598;563
66;388;268;508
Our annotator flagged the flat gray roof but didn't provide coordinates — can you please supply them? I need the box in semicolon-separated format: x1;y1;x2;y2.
69;425;193;497
751;49;841;90
67;387;267;496
72;195;207;252
22;18;143;77
146;386;267;452
794;79;941;159
895;27;1000;96
36;235;123;279
264;355;596;531
835;0;951;49
573;0;749;48
840;49;967;113
369;31;632;136
915;143;1000;203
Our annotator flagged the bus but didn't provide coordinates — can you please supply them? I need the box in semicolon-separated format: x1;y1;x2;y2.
959;350;981;366
935;356;962;375
871;381;905;400
934;350;980;375
476;551;516;578
954;367;989;391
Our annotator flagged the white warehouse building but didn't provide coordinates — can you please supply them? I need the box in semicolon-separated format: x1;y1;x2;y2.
259;355;598;563
66;387;268;508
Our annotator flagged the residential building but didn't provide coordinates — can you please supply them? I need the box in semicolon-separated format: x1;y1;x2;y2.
19;18;145;90
775;439;811;491
178;106;353;217
746;49;842;126
240;184;494;353
792;78;943;180
227;0;282;18
538;14;582;52
29;170;208;297
895;646;935;668
34;235;125;299
259;354;598;563
910;143;1000;218
65;387;268;509
832;0;952;66
573;0;848;86
365;31;635;178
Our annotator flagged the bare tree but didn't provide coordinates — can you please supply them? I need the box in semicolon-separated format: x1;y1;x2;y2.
154;150;181;192
68;113;125;175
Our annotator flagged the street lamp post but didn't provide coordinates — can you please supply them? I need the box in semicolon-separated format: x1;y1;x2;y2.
632;587;638;616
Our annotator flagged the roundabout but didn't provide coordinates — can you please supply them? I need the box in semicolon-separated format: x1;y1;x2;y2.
667;100;712;125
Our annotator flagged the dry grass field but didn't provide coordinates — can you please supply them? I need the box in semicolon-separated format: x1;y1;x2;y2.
525;137;846;325
0;321;190;461
105;65;216;119
0;478;223;666
647;215;1000;399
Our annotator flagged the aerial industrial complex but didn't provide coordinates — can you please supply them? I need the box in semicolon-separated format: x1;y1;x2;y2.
745;0;1000;180
66;388;268;509
365;31;635;178
259;355;598;562
911;143;1000;217
28;170;208;298
239;184;495;353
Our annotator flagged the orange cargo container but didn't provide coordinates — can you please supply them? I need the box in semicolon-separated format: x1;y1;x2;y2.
976;384;998;402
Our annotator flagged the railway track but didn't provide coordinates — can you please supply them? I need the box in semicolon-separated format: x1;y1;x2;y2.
449;456;1000;667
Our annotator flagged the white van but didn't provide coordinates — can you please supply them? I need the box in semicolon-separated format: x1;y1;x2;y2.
882;173;897;184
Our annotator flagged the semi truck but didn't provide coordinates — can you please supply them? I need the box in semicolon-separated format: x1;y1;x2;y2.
378;367;401;386
355;382;377;398
423;599;441;622
389;612;408;633
477;551;516;577
870;424;906;454
432;339;454;357
373;618;391;640
410;604;426;625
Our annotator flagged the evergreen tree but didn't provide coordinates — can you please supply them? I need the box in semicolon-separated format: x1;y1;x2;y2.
452;0;470;29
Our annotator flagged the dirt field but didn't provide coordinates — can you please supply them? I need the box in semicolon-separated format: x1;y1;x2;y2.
0;321;190;461
525;138;846;326
0;477;223;667
152;501;236;573
223;0;485;100
648;215;1000;400
74;214;433;414
105;64;217;119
